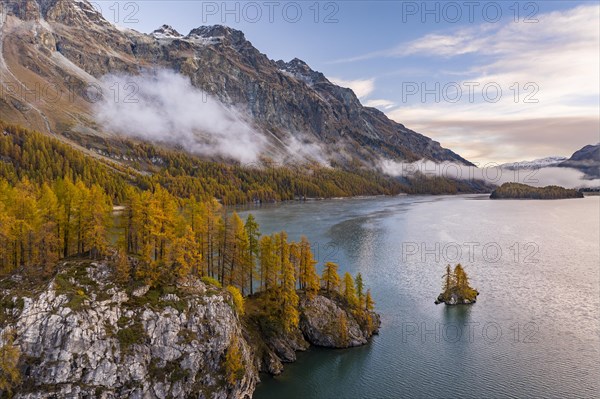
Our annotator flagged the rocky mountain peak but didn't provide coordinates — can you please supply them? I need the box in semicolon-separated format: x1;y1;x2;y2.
186;24;248;47
568;143;600;162
2;0;110;26
276;57;328;86
152;24;183;39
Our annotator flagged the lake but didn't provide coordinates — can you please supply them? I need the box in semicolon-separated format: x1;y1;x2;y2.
237;195;600;398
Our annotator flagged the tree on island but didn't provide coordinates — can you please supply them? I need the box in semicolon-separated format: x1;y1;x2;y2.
436;264;478;305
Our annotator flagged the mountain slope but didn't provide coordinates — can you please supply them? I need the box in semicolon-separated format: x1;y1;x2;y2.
0;0;472;167
558;144;600;178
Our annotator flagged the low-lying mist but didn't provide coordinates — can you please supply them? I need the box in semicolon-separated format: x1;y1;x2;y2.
93;70;267;163
379;159;600;189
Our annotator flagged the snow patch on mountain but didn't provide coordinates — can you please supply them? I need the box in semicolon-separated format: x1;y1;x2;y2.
501;156;568;170
152;24;182;39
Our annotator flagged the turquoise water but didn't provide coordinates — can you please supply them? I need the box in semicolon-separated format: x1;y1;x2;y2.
237;195;600;398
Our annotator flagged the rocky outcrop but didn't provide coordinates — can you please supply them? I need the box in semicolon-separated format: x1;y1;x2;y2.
0;260;381;397
434;291;479;305
300;295;380;348
0;261;258;398
245;292;380;376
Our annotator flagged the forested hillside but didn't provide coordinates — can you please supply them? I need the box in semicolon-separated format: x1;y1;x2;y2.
490;182;584;199
1;121;408;205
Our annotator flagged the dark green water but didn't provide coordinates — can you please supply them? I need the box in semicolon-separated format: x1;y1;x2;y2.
237;195;600;398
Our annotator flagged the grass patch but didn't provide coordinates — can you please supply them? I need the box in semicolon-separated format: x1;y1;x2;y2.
117;321;146;352
126;285;187;313
148;357;189;384
201;276;222;288
177;328;198;345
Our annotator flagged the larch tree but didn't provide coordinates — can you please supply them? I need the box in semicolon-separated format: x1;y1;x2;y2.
228;212;251;292
454;264;467;296
321;262;341;294
442;264;454;300
355;272;364;304
37;183;60;274
259;235;277;291
223;336;244;386
343;272;359;308
274;231;290;286
280;249;300;332
173;225;200;279
299;236;320;299
55;177;77;258
289;241;301;288
202;198;222;278
115;244;131;285
365;289;375;311
85;184;111;259
244;214;260;295
0;329;21;396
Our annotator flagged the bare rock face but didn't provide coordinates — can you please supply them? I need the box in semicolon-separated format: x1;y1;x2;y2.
299;295;380;348
0;262;258;399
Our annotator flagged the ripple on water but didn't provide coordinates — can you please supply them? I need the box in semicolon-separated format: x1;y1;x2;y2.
247;196;600;399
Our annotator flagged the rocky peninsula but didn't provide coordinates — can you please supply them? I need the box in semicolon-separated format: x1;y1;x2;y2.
0;259;379;398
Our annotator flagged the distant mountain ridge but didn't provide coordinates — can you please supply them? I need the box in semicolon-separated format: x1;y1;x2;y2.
501;156;568;170
500;144;600;179
0;0;472;168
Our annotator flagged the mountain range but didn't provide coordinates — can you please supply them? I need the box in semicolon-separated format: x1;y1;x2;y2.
501;144;600;179
0;0;471;169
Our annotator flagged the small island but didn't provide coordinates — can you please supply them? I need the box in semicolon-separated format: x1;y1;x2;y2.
435;264;479;305
490;182;584;199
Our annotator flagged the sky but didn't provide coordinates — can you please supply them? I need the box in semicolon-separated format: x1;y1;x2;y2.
95;0;600;165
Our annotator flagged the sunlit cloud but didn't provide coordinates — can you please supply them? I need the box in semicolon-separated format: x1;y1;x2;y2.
364;99;396;110
329;77;375;99
375;4;600;164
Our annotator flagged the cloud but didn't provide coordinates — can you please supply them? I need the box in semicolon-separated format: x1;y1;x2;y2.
379;159;600;189
364;99;396;110
93;70;267;164
377;4;600;164
384;115;600;164
329;77;375;99
328;78;396;111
